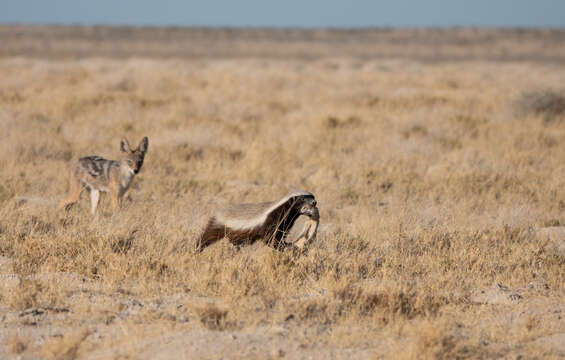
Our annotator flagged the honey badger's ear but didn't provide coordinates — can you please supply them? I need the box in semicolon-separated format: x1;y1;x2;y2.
138;137;149;154
120;138;132;153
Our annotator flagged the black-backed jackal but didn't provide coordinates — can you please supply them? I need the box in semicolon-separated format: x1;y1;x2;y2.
58;137;149;214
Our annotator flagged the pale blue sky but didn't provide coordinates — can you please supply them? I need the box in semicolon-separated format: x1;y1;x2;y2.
1;0;564;27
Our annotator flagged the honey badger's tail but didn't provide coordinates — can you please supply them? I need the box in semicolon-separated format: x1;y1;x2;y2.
195;218;226;252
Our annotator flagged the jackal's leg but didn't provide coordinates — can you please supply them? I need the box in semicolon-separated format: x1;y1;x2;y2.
109;185;120;210
58;172;83;211
90;189;100;215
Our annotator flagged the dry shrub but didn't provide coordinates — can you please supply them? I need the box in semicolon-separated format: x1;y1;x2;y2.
0;184;12;203
7;278;65;311
295;284;450;327
393;317;490;360
41;328;90;360
194;304;233;331
406;332;478;360
8;334;28;354
516;90;565;123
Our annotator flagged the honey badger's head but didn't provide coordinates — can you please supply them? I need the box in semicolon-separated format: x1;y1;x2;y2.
294;194;319;220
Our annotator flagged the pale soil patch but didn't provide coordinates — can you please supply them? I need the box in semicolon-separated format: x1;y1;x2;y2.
0;269;378;359
1;269;564;359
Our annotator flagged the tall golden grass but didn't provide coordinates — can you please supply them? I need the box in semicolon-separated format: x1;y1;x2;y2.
0;26;564;359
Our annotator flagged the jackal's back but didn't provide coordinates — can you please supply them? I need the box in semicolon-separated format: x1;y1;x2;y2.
74;156;119;190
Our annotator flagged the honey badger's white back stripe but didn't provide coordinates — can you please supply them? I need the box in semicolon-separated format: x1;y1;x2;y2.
215;190;314;230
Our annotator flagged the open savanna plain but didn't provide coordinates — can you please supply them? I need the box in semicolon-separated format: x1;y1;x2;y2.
1;26;565;359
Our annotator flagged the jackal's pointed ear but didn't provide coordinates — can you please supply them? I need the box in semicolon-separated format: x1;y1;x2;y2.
138;137;149;154
120;138;132;153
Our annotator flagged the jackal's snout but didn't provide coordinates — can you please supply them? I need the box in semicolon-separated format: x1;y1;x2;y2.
133;157;144;174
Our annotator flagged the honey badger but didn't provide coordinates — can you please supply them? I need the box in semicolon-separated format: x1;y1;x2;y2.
196;191;319;251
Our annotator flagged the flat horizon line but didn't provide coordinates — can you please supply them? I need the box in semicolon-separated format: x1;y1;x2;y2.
1;22;564;31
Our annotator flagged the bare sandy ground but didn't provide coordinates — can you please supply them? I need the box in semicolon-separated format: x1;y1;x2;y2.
2;250;564;359
1;255;379;359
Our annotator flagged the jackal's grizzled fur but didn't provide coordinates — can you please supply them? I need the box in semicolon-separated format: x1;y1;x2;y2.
58;137;149;214
197;191;319;251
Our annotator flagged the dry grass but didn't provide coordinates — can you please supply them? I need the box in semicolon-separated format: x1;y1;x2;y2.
8;333;28;355
41;328;90;360
516;89;565;124
0;26;564;359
